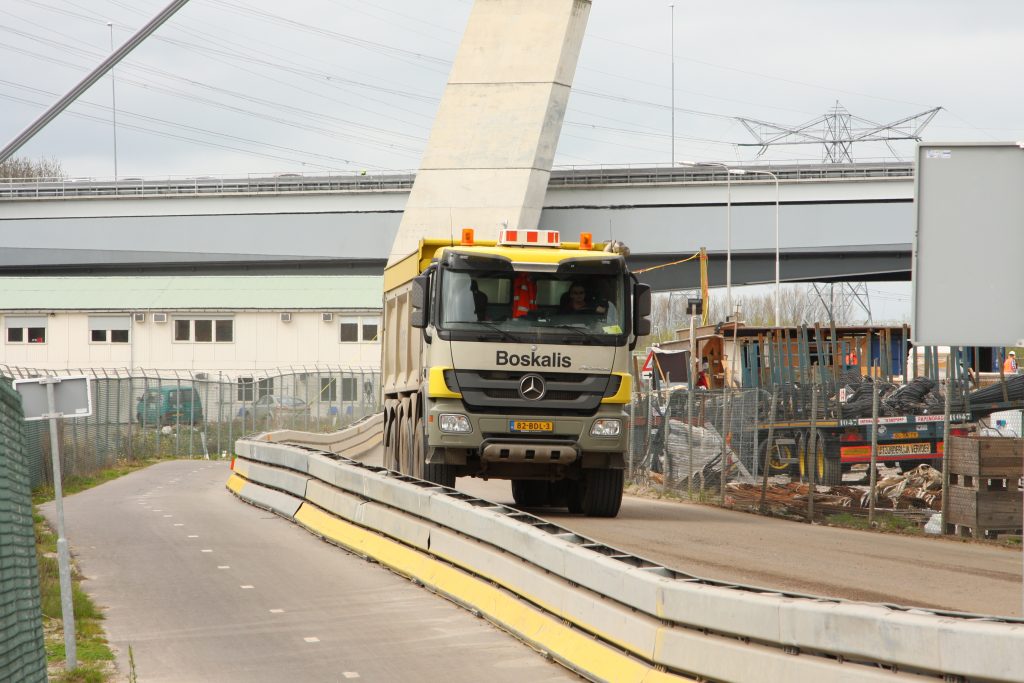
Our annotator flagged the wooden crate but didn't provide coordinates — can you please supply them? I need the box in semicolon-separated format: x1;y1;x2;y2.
947;436;1023;477
945;436;1023;538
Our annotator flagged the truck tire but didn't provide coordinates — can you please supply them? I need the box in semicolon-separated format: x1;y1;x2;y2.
411;417;425;479
511;480;548;507
581;468;623;518
397;410;411;475
423;462;456;488
822;457;842;487
798;430;825;484
382;411;398;471
566;480;584;514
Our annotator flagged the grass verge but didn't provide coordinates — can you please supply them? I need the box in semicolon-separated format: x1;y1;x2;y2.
825;511;924;534
35;457;163;682
33;457;159;505
35;512;115;682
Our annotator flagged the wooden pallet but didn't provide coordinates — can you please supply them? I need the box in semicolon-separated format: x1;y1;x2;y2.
945;436;1023;538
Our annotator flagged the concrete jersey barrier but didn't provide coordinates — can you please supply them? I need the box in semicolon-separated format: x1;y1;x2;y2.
230;420;1024;683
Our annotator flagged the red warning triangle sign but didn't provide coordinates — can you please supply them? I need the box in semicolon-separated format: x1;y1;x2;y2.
641;351;655;373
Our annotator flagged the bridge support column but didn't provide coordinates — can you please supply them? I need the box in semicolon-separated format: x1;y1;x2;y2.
389;0;591;264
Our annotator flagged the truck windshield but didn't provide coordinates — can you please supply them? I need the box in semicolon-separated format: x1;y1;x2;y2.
439;268;628;343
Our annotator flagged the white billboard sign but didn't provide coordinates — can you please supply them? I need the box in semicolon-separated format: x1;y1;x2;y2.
912;142;1024;346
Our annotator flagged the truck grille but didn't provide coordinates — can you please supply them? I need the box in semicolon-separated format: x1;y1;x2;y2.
452;370;613;416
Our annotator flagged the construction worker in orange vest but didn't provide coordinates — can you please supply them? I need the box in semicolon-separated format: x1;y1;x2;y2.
845;348;859;367
512;273;537;318
1003;350;1018;374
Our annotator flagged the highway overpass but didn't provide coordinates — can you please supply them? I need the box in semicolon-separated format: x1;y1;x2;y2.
0;162;913;291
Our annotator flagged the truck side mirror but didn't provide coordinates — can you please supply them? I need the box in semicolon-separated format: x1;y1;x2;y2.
634;283;652;337
410;274;429;329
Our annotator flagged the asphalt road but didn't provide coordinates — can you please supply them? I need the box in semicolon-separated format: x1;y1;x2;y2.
454;476;1023;617
353;442;1021;617
42;460;577;683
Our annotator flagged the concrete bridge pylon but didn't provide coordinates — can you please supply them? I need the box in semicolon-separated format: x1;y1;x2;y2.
388;0;591;264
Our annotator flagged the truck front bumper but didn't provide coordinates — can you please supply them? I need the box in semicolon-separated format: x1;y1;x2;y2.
427;399;629;460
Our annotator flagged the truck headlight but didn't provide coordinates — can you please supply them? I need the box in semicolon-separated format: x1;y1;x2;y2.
439;414;472;434
590;419;621;437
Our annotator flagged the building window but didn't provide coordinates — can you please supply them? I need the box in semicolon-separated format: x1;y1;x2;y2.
362;319;379;342
5;316;47;344
195;319;213;342
237;377;254;402
339;318;359;342
341;377;356;401
174;317;233;343
257;378;274;399
89;316;130;344
340;316;381;343
320;378;337;402
216;319;233;342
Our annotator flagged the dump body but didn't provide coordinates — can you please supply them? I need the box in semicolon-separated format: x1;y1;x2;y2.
381;234;649;517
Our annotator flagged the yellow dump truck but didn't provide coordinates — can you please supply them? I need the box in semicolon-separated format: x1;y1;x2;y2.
381;228;651;517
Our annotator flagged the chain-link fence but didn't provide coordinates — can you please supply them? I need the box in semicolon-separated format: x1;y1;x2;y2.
0;376;47;682
628;371;974;524
0;367;381;488
629;385;765;497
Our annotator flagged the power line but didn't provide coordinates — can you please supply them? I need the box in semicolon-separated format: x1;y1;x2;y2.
0;92;350;171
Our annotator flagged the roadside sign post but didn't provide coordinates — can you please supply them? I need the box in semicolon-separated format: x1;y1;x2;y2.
868;377;879;526
14;375;93;672
909;141;1024;629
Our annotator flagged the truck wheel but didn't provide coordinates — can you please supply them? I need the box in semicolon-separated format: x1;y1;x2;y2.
581;469;623;518
511;480;548;507
798;430;825;484
822;457;842;487
423;462;456;488
382;411;398;471
411;417;425;479
566;481;584;514
397;410;411;475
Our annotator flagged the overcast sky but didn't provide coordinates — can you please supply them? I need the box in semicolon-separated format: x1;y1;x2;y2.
2;0;1022;180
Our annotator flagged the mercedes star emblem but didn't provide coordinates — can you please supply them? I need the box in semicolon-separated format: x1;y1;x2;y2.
519;374;546;401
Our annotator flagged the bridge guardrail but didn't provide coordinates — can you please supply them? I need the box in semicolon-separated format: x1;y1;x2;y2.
0;163;912;200
229;418;1024;683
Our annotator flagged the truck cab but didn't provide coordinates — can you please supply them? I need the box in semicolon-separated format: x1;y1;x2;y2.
382;229;651;517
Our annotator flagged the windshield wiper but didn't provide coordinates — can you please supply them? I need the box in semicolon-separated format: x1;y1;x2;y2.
550;324;602;344
464;320;519;343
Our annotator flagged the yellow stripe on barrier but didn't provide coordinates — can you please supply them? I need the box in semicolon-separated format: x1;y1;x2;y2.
293;503;690;683
226;473;247;493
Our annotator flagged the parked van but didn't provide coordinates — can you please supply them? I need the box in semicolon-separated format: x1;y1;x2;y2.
136;386;204;426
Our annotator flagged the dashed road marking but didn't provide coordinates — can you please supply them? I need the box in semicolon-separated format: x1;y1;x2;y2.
217;566;230;570
173;523;184;527
342;673;360;679
304;637;319;643
187;535;199;538
240;585;254;589
269;609;284;613
163;515;173;518
201;549;213;553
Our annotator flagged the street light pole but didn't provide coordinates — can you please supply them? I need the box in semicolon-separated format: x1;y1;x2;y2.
669;4;675;166
107;22;118;181
730;168;780;325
